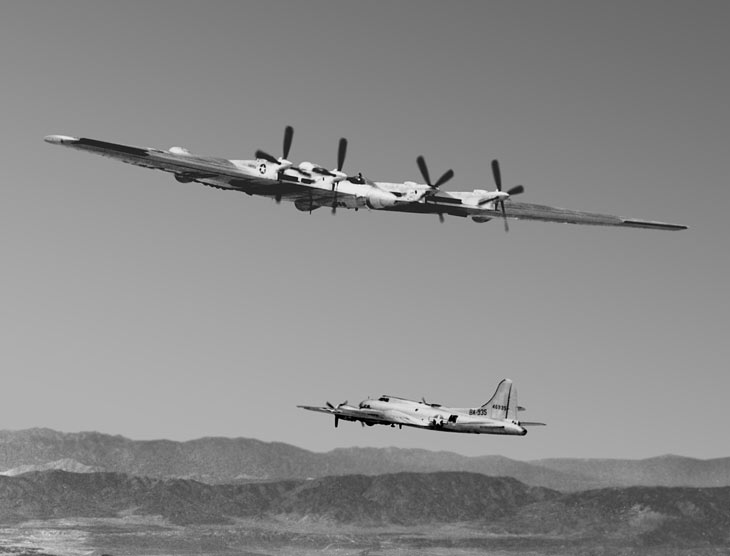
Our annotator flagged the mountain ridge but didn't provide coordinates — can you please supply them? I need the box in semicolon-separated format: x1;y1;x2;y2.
1;428;728;490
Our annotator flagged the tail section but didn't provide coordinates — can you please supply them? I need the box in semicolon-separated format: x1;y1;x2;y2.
480;379;518;421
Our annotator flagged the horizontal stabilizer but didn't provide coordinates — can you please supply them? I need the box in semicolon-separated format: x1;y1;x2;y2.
520;421;546;426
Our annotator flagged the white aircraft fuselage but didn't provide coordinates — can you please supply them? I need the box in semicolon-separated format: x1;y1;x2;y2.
356;395;528;435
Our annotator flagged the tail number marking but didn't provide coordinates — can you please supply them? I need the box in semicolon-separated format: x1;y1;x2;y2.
469;405;508;416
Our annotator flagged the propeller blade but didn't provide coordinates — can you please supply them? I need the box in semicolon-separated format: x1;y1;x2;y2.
434;168;454;188
313;167;335;177
275;194;282;204
416;155;432;186
340;400;348;408
491;159;502;191
507;185;524;196
439;213;445;224
334;416;339;428
326;401;335;410
256;150;279;164
337;138;347;172
500;200;509;233
282;126;293;160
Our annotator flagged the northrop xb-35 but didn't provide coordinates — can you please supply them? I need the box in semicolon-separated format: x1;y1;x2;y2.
298;379;545;436
45;127;686;231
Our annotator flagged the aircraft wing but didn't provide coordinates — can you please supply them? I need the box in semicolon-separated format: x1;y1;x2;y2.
298;405;424;428
385;195;686;230
483;201;687;230
43;135;343;206
298;404;388;423
297;405;339;415
45;135;269;187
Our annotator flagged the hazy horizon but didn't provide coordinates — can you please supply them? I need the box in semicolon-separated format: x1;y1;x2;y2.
2;426;728;462
2;0;729;461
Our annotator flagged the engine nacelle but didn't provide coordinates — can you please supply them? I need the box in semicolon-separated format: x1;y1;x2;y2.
294;198;321;212
174;174;194;184
169;146;191;156
366;189;398;209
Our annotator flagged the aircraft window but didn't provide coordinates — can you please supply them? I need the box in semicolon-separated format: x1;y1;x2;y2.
358;174;375;186
378;396;390;402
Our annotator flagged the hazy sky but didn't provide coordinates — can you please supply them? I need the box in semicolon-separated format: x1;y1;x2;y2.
2;1;728;460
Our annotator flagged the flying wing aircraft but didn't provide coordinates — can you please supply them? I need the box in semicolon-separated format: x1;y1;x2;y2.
45;127;686;231
298;378;545;436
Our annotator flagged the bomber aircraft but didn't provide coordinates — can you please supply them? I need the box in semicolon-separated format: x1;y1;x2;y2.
45;127;686;231
298;378;545;436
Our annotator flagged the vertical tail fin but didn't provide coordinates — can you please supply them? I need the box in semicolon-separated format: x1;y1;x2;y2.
480;379;517;420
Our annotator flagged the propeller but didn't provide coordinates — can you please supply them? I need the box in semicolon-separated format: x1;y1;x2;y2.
416;156;454;223
311;137;348;177
326;400;348;429
490;159;525;232
416;155;454;191
255;125;299;169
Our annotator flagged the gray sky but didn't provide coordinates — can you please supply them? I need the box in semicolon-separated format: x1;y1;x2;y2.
2;0;728;460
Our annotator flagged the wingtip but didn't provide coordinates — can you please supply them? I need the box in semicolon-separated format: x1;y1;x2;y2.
622;219;688;231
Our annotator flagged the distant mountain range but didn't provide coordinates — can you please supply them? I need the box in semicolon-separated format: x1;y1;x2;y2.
1;470;728;548
0;470;553;526
0;428;728;491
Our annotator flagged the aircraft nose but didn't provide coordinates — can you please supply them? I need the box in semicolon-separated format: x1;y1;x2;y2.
44;135;77;145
